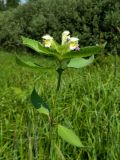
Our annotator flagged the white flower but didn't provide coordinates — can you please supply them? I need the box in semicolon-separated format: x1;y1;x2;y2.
62;30;70;45
69;37;79;50
42;34;53;48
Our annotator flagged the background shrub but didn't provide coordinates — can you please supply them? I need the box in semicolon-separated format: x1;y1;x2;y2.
0;0;119;53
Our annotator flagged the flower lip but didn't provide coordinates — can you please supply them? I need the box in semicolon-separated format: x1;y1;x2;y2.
42;34;53;40
69;37;79;42
69;37;79;50
62;30;70;36
42;34;53;48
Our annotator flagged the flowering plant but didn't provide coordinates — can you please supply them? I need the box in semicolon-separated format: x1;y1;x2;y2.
17;31;104;90
16;31;105;154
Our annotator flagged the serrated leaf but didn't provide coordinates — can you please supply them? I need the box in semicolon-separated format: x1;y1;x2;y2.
58;125;83;147
67;55;94;68
16;56;55;71
51;40;61;53
31;88;50;111
22;36;41;53
61;43;70;55
16;56;41;69
22;36;59;59
62;45;104;59
38;105;49;116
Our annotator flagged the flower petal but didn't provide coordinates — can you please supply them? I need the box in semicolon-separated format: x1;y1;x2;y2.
62;30;70;45
42;34;53;48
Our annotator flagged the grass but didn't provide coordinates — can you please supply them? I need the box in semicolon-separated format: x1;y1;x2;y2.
0;50;120;160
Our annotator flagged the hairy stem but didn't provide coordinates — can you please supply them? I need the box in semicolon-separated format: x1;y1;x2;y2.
56;68;64;91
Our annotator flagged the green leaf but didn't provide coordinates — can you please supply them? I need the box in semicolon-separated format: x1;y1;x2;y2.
38;105;49;116
22;36;41;53
62;45;104;59
16;56;55;71
58;124;83;147
51;40;61;53
31;88;50;111
61;43;70;55
16;56;41;69
22;36;59;59
51;40;70;55
67;55;94;68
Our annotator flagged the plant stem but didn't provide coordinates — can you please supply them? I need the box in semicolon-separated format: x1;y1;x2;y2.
48;114;56;160
56;68;64;91
48;115;52;160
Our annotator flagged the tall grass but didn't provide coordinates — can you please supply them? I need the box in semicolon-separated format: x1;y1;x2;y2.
0;51;120;160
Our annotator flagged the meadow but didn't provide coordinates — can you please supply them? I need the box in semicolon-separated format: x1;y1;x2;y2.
0;50;120;160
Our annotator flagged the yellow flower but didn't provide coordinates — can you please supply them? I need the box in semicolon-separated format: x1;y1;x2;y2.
62;30;70;45
42;34;53;48
69;37;79;50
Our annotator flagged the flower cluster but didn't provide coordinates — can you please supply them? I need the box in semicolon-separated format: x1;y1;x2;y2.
42;30;80;51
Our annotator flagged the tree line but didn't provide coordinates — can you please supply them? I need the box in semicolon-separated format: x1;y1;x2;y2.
0;0;119;54
0;0;21;10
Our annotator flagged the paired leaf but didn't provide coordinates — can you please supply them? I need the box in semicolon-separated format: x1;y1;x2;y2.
31;88;50;112
51;40;70;55
22;36;42;53
16;56;55;71
58;124;83;147
22;36;59;59
62;45;104;59
67;55;94;68
61;43;70;55
51;40;61;53
16;56;41;69
22;37;105;62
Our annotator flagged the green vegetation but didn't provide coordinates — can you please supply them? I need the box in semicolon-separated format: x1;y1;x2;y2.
0;0;21;11
0;0;120;159
19;32;104;154
0;0;120;53
0;50;120;159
